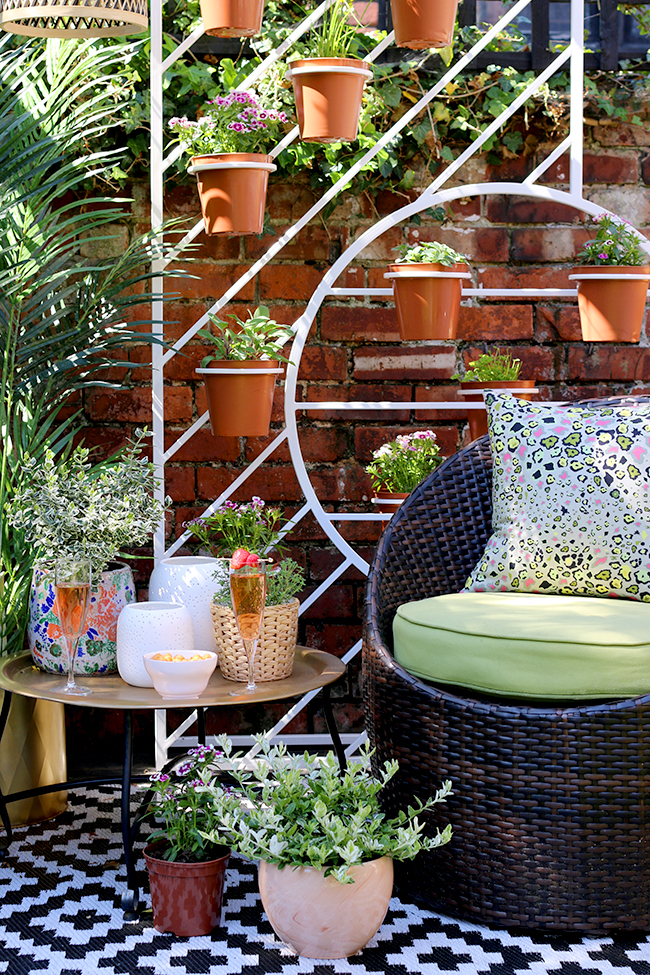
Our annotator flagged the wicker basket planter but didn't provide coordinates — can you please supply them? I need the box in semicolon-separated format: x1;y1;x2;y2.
211;598;299;682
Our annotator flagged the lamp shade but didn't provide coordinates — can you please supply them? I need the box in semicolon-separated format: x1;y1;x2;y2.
0;0;147;37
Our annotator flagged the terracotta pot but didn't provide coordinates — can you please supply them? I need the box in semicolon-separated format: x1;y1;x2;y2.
199;0;264;36
459;380;536;441
144;844;230;936
258;857;394;958
390;0;459;49
189;153;276;235
386;262;471;340
288;58;372;143
570;266;650;342
371;490;409;514
197;360;281;437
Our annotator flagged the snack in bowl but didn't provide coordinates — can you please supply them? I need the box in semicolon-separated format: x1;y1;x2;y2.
143;650;218;700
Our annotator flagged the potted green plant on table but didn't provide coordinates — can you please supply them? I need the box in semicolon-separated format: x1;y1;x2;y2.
570;213;650;342
452;350;535;441
169;92;288;235
196;305;294;437
366;430;445;514
386;241;471;340
203;736;453;959
389;0;459;49
287;0;373;143
199;0;264;38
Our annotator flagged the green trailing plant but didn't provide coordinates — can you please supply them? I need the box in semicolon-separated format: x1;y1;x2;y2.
365;431;444;494
453;351;522;383
575;213;649;266
184;498;286;559
213;557;305;608
394;241;467;265
198;306;294;364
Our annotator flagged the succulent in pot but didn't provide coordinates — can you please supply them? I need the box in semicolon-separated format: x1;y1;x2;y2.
366;430;445;513
570;213;650;342
386;241;471;340
452;350;536;442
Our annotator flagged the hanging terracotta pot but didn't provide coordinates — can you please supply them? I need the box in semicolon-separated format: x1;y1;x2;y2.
569;266;650;342
199;0;264;37
258;857;394;958
371;490;409;514
287;58;373;143
188;153;276;235
459;380;536;441
385;262;471;340
196;360;282;437
389;0;459;49
144;844;231;936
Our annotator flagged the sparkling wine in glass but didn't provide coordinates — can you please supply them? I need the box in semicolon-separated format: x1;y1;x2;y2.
229;562;267;694
54;560;92;697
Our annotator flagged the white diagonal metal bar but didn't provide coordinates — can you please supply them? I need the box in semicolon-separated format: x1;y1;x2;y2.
524;134;572;185
162;24;205;72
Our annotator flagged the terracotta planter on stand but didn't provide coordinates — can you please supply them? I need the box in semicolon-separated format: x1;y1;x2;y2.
196;360;282;437
459;380;536;441
390;0;459;49
288;58;372;142
144;844;231;936
569;266;650;342
385;262;471;340
189;153;276;235
371;490;409;514
199;0;264;36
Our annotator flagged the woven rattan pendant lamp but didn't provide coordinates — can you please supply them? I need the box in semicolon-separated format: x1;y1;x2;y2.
0;0;147;37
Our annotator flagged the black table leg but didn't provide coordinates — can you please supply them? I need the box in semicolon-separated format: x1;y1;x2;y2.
0;691;13;855
120;710;139;919
322;685;347;772
197;707;206;746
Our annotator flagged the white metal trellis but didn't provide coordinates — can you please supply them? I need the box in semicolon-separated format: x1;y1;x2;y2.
149;0;648;765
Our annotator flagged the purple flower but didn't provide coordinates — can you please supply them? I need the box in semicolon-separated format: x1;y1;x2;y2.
150;772;170;783
598;253;608;260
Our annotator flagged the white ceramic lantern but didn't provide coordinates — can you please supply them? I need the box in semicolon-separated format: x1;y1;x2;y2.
116;602;194;687
148;556;226;654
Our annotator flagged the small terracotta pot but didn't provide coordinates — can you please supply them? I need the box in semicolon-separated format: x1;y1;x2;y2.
190;153;276;235
197;360;281;437
459;380;536;441
258;857;394;958
199;0;264;36
288;58;372;143
371;490;409;514
386;262;470;340
144;844;230;937
570;266;650;342
390;0;459;49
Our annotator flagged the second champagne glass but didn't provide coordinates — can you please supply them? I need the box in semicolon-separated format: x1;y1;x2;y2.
54;559;92;697
229;562;267;694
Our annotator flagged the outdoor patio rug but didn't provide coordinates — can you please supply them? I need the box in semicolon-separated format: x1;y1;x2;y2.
0;787;648;975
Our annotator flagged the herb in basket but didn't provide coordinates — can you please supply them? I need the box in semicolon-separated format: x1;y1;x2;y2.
213;557;305;608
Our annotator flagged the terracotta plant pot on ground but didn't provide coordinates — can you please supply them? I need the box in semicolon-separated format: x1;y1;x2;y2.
144;844;231;936
569;266;650;342
459;380;536;441
196;360;282;437
390;0;459;49
288;58;372;142
385;262;471;340
258;857;394;958
371;490;409;514
199;0;264;36
188;153;276;235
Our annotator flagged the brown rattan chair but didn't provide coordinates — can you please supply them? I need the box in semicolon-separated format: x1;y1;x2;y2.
362;397;650;934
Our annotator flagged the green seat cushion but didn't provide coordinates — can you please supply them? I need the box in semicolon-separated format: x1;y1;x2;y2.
393;591;650;700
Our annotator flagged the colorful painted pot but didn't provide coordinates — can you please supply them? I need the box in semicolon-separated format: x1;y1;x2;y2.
28;561;136;675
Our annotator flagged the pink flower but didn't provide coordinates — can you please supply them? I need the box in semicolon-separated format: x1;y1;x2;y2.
598;253;608;260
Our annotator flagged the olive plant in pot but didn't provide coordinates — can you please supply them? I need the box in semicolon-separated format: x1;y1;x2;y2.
386;241;471;340
196;305;294;437
365;430;445;514
570;213;650;342
452;350;535;440
203;736;453;959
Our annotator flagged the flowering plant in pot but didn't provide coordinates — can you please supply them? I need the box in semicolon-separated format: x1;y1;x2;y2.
203;736;452;958
366;430;444;513
570;213;650;342
196;305;294;438
452;350;535;441
386;241;471;340
287;0;373;143
169;91;288;235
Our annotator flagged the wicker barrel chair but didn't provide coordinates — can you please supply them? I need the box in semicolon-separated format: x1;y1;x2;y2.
362;402;650;934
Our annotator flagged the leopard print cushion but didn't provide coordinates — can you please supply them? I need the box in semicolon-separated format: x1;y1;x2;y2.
465;393;650;601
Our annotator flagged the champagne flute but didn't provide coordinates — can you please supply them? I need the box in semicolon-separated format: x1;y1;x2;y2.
54;560;92;697
229;562;267;694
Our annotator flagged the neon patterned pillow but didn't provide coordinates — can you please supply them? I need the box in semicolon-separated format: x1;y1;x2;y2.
465;393;650;601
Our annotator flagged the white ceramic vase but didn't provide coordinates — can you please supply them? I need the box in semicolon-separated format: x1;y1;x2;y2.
116;602;194;687
148;556;226;654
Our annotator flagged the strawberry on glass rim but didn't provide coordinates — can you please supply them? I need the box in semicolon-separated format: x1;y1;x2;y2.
230;548;260;570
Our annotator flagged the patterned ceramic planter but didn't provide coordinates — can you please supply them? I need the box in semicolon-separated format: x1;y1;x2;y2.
28;561;136;675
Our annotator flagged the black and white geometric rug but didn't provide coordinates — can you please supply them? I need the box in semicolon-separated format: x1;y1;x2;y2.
0;787;649;975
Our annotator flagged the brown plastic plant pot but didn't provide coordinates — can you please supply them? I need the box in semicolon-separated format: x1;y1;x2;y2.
386;262;471;340
189;153;276;236
389;0;459;49
197;360;282;437
288;58;373;143
199;0;264;36
144;844;230;937
569;265;650;342
370;490;410;514
459;380;536;441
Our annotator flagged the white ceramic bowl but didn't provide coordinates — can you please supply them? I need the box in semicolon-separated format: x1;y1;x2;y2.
143;650;218;700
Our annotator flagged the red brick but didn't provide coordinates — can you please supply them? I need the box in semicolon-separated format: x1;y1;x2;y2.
259;264;324;301
486;196;583;224
463;345;556;382
594;121;650;147
265;181;316;221
305;384;411;421
310;465;372;502
320;306;399;342
458;305;534;341
87;387;192;423
169;264;255;302
334;267;365;289
165;428;241;462
353;346;456;380
561;384;626;402
300;584;355;619
76;426;129;461
198;465;302;502
373;189;417;215
405;227;509;263
511;228;591;263
265;304;307;329
414;384;468;421
586;187;650;226
309;549;366;582
642;153;650;185
298;428;350;463
354;425;457;463
164;183;200;220
190;232;241;261
477;266;573;295
163;345;214;381
337;520;383;543
244;435;292;463
245;225;331;261
165;466;196;502
568;345;650;382
555;307;583;343
299;347;348;381
304;624;363;657
341;226;403;261
538;151;639;185
367;267;395;289
159;301;211;342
